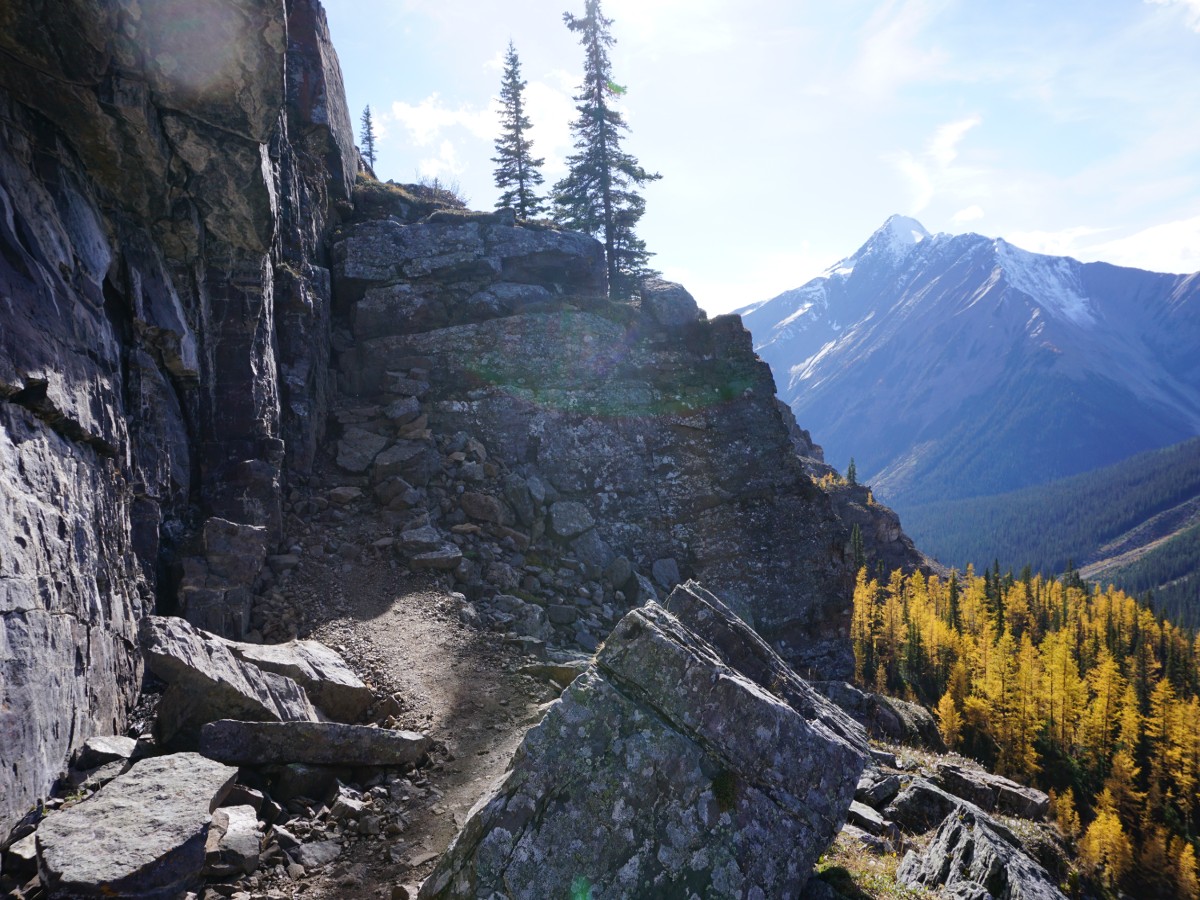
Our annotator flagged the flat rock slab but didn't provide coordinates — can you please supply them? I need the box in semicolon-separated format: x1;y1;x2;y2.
141;616;318;748
199;720;431;766
36;753;236;899
418;595;867;899
221;638;373;723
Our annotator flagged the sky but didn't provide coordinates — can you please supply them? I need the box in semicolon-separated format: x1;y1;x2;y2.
322;0;1200;315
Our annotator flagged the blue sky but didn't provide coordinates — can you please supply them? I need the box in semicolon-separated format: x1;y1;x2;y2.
323;0;1200;314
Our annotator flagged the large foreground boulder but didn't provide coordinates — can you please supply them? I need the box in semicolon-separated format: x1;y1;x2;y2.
36;753;236;899
418;596;868;899
897;809;1066;900
140;616;318;748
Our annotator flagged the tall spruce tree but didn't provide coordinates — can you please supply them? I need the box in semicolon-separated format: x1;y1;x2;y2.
360;105;377;170
492;41;545;219
552;0;660;298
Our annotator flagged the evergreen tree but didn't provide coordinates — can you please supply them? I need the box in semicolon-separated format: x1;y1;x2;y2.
491;41;545;219
850;523;865;571
553;0;660;298
360;105;378;170
846;457;857;486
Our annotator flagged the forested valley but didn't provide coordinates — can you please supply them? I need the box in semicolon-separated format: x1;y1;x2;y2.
852;565;1200;896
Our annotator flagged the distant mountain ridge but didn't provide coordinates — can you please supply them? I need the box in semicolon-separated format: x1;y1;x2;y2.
739;216;1200;509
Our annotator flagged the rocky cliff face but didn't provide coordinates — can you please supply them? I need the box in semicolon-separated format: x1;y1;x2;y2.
330;203;854;679
0;0;352;834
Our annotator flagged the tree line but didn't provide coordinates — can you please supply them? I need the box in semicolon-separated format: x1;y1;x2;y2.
852;564;1200;896
357;0;657;300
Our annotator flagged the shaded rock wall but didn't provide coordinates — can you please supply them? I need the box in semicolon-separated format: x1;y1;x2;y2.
0;0;351;834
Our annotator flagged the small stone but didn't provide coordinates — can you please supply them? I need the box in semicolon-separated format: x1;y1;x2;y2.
548;501;593;538
295;840;341;869
327;486;363;506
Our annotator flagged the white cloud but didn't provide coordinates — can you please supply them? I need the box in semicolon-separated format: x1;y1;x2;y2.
416;139;465;180
1006;225;1108;258
854;0;951;95
1083;215;1200;273
1145;0;1200;32
889;115;984;214
1005;217;1200;273
952;204;985;224
522;78;577;176
929;116;982;167
386;93;494;147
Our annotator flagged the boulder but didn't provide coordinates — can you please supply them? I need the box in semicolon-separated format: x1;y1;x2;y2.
198;719;430;766
418;597;867;899
897;809;1066;900
855;768;902;809
76;735;138;770
336;426;389;473
884;779;1022;847
221;638;373;723
548;500;594;538
140;616;318;749
846;800;891;836
36;753;237;899
639;277;704;327
651;557;681;589
932;762;1050;821
410;546;463;570
459;492;507;524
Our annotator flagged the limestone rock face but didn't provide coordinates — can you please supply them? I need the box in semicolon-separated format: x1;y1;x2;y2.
0;0;352;833
418;597;868;899
35;752;237;899
334;212;854;677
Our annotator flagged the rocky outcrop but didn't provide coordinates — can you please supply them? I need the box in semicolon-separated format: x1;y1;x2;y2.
418;594;868;898
0;0;352;833
332;212;854;677
897;808;1066;900
932;762;1050;821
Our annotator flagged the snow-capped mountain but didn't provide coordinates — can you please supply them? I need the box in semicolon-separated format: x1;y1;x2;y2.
739;215;1200;507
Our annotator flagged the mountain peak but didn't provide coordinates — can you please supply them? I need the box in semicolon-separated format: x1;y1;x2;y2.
878;214;931;246
835;215;931;274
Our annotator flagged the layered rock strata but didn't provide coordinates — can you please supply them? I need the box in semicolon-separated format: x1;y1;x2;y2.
0;0;352;833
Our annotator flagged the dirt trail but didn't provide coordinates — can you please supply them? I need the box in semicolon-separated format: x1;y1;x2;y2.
241;489;563;899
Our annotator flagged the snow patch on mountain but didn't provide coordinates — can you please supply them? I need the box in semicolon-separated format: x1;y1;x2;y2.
996;241;1095;326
